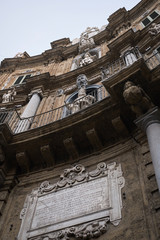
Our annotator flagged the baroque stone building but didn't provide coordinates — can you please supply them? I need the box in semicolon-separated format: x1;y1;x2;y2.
0;0;160;239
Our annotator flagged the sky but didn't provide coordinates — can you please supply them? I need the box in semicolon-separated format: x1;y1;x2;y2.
0;0;141;63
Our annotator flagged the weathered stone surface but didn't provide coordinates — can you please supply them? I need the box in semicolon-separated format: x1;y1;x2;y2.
0;1;160;240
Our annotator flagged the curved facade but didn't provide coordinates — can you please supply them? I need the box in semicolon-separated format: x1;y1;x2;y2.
0;0;160;239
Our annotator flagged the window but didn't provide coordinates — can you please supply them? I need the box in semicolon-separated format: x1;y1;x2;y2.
14;74;31;85
141;10;160;27
156;46;160;53
153;45;160;63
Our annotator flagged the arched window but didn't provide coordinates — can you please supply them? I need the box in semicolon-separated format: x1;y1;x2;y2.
62;85;103;118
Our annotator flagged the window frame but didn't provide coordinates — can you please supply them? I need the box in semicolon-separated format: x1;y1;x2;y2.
13;74;31;85
141;9;160;28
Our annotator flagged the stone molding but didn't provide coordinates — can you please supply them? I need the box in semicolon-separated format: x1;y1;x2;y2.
28;88;44;99
134;107;160;132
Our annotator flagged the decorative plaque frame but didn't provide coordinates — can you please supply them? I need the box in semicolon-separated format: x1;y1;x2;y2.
17;162;125;240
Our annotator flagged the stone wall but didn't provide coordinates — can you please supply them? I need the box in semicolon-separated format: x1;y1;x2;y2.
0;138;159;240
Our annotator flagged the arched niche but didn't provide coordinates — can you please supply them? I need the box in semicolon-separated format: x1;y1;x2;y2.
62;84;103;118
71;47;101;71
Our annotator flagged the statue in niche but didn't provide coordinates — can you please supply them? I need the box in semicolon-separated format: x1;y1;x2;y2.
149;23;160;35
100;67;110;79
123;81;154;117
2;88;16;103
79;28;96;53
68;75;95;114
79;52;96;67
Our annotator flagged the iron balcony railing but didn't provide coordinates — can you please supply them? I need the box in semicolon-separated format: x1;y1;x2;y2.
101;48;160;80
101;47;142;80
145;51;160;70
0;86;107;134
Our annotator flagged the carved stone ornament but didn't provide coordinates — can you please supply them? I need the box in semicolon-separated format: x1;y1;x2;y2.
79;52;96;67
14;52;25;58
2;88;16;103
76;74;88;89
149;23;160;36
123;81;154;117
17;162;125;240
56;89;64;97
79;27;97;53
64;85;77;95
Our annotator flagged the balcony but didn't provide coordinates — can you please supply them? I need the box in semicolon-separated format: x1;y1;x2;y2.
101;47;142;80
0;86;107;134
101;48;160;97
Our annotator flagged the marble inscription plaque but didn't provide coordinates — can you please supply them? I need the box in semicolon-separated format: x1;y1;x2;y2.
18;162;125;240
31;177;110;229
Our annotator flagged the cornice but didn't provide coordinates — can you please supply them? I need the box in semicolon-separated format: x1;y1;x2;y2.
129;0;158;21
0;0;158;73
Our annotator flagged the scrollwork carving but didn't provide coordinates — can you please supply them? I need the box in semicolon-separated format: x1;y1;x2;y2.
89;162;106;177
38;180;56;194
149;23;160;36
30;218;109;240
38;162;107;195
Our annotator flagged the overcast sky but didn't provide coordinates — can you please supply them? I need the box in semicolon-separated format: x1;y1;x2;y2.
0;0;141;63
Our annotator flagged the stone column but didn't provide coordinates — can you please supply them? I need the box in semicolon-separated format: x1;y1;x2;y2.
15;89;42;133
135;107;160;191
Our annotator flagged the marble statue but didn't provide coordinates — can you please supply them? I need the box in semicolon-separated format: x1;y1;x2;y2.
100;67;110;79
76;74;88;89
149;23;160;35
68;75;95;114
123;81;154;117
2;88;16;103
14;52;25;58
79;52;95;67
79;28;96;53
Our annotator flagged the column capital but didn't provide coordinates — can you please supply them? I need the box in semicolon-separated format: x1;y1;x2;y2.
134;107;160;132
28;88;43;99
